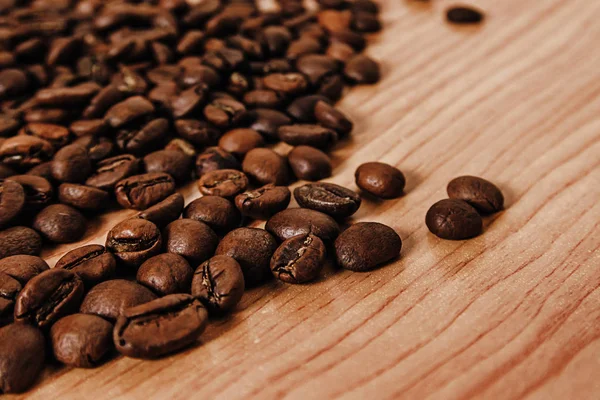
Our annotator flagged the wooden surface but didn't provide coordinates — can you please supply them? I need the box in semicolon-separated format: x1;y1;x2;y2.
12;0;600;398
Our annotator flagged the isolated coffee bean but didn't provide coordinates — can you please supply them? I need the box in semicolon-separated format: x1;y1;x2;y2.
144;150;193;183
288;145;332;181
218;128;265;158
355;162;405;199
0;227;42;259
426;199;483;240
137;253;193;296
58;183;109;211
115;172;175;210
243;148;290;186
335;222;401;271
314;100;353;136
80;279;157;322
175;119;221;148
266;208;340;242
0;135;54;169
0;255;49;284
216;228;278;287
104;96;155;129
136;192;184;228
184;196;241;235
278;124;338;149
20;123;70;149
55;245;116;289
116;118;169;156
51;144;92;183
113;294;208;359
163;219;219;265
250;108;292;140
446;6;484;24
86;154;140;191
0;272;21;325
344;54;380;84
191;255;244;315
9;175;54;210
197;169;249;198
294;183;361;218
195;147;240;177
106;218;162;269
32;204;87;243
0;323;45;393
447;176;504;214
14;269;84;328
50;313;113;368
235;184;291;220
0;179;25;227
271;233;326;284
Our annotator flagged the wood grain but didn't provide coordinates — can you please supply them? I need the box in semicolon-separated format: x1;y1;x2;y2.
10;0;600;398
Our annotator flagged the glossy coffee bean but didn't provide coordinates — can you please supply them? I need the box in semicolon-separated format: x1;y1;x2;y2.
8;175;53;210
278;124;338;149
183;196;241;235
137;253;193;296
113;294;208;359
314;100;353;136
288;145;332;181
136;192;184;228
32;204;87;243
317;9;352;32
58;183;109;211
426;199;483;240
80;279;157;322
55;245;116;289
446;6;484;24
355;162;405;199
352;12;382;33
218;128;265;158
35;82;101;106
0;69;29;99
243;90;283;109
175;119;221;148
191;255;245;315
20;123;70;149
116;118;169;156
50;313;114;368
242;148;290;186
0;272;21;325
0;179;24;227
105;218;162;269
215;228;278;287
70;119;108;138
263;73;308;96
115;172;176;210
143;150;192;184
165;138;197;158
294;182;361;218
0;323;45;393
0;164;15;179
287;95;331;122
447;176;504;214
14;269;84;328
163;219;219;265
203;98;248;128
344;54;380;84
195;147;240;177
335;222;401;271
197;169;249;199
51;144;92;183
235;184;291;220
296;54;340;86
265;208;340;242
171;85;208;118
0;227;42;259
25;162;54;181
86;154;140;191
104;96;155;129
271;233;326;284
249;108;292;140
0;255;49;284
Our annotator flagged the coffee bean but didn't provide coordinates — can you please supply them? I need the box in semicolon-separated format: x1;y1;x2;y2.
191;255;244;315
78;136;115;164
331;30;366;51
261;25;292;57
80;279;157;322
195;146;240;177
314;100;353;136
355;162;405;199
278;124;338;149
352;12;382;33
32;204;87;243
51;144;92;183
86;154;141;191
105;218;162;269
83;84;127;119
175;119;221;148
0;227;42;259
242;148;290;186
47;36;82;66
179;65;221;89
294;182;361;218
0;323;45;393
287;36;322;59
104;96;155;129
249;108;292;140
20;123;70;149
184;196;241;235
446;6;484;24
70;119;108;138
171;85;208;119
344;54;380;84
35;82;101;106
50;313;113;368
218;128;265;159
243;90;283;109
426;199;483;240
165;138;197;158
215;227;278;287
113;293;208;359
116;118;169;156
288;145;332;181
235;184;291;220
25;162;54;181
0;163;15;179
14;268;84;328
263;73;308;96
270;233;326;284
335;222;401;271
137;253;193;296
0;179;25;227
55;245;116;289
136;192;184;228
24;108;71;124
266;208;340;242
0;135;54;169
143;150;193;183
58;183;109;211
447;176;504;214
287;95;331;122
317;9;352;32
296;54;340;86
0;255;49;284
163;219;219;265
0;272;21;325
9;174;54;210
115;172;175;210
197;169;249;198
177;30;206;55
326;41;356;63
204;97;248;128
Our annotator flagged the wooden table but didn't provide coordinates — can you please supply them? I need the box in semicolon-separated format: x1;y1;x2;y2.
12;0;600;398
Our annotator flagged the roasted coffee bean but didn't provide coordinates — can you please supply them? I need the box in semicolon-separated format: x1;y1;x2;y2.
51;144;92;183
35;82;101;106
235;184;291;220
0;255;49;285
106;218;162;269
195;146;241;177
296;54;340;86
263;73;308;95
355;162;405;199
175;119;221;148
24;108;72;124
203;98;248;128
113;293;208;359
446;6;484;24
105;96;155;129
0;69;29;100
116;118;169;156
70;119;108;138
243;90;283;109
270;233;326;284
115;172;175;210
287;95;331;122
314;100;353;136
25;162;54;181
80;279;157;322
55;245;116;289
326;41;356;63
136;192;184;228
83;85;128;119
191;255;244;315
0;272;21;325
0;179;24;227
47;36;82;66
287;37;322;59
294;183;361;218
352;12;382;32
335;222;401;271
171;85;208;118
180;65;221;89
426;199;483;240
147;66;182;86
14;268;84;328
344;54;380;84
249;108;292;139
177;30;206;55
0;135;53;169
197;169;249;198
137;253;193;296
143;150;193;183
266;208;340;242
218;128;265;158
0;323;45;393
242;148;290;186
0;163;15;179
351;0;380;13
278;124;338;149
20;123;70;149
9;174;53;210
58;183;109;211
318;9;352;32
50;313;113;368
165;138;197;158
215;227;278;287
288;145;332;181
0;227;42;259
86;154;140;191
261;25;292;57
163;219;219;265
331;30;367;51
447;176;504;214
184;196;241;235
32;204;87;243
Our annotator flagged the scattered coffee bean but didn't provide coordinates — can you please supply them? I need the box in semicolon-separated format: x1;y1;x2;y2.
0;136;53;169
426;199;483;240
271;233;326;284
58;183;109;211
191;255;245;315
446;6;484;24
0;179;25;227
175;120;221;148
197;169;249;198
20;123;70;150
51;144;92;183
32;204;87;243
86;154;141;191
105;218;162;269
0;255;49;284
55;245;116;289
0;227;42;259
447;175;504;214
163;219;219;265
294;182;361;218
136;192;184;228
137;253;193;296
8;175;54;211
218;128;265;158
344;54;380;84
235;184;291;220
266;208;340;242
143;150;193;184
195;146;240;177
288;145;333;181
278;124;338;149
355;162;405;199
0;272;21;325
115;172;175;210
104;96;155;129
335;222;401;271
314;100;353;136
116;118;169;156
183;196;241;235
242;148;290;186
0;323;45;393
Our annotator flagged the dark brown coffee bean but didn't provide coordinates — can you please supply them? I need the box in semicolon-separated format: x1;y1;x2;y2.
50;313;113;368
0;227;42;259
0;255;49;284
215;227;278;287
180;65;221;89
296;54;340;86
191;255;244;315
446;6;484;24
197;169;249;198
184;196;241;235
136;192;184;228
80;279;157;322
351;0;380;14
426;199;483;240
115;172;175;210
287;37;322;59
47;36;82;66
24;108;72;124
0;272;21;325
331;30;367;51
278;124;338;149
261;25;292;57
447;176;504;214
116;118;169;156
271;233;326;284
314;100;353;136
32;204;87;243
344;54;380;84
0;115;18;138
25;162;54;181
266;208;340;242
83;85;128;119
288;145;332;181
70;119;108;138
335;222;401;271
175;119;221;148
113;293;208;359
294;183;361;218
242;90;282;109
177;30;206;55
35;82;101;106
0;322;45;393
318;9;352;32
0;135;53;169
163;219;219;265
9;174;53;210
106;218;162;269
286;95;331;122
14;268;84;328
203;98;248;129
86;154;140;191
137;253;193;296
55;245;116;289
20;123;70;149
263;73;308;95
242;148;290;186
0;164;15;179
0;179;24;227
112;67;148;95
235;184;291;220
58;183;109;211
171;85;208;119
326;41;356;63
143;150;192;183
195;146;240;177
355;162;405;199
104;96;155;129
152;42;174;65
218;128;265;159
51;144;92;183
352;11;382;32
249;108;292;140
165;138;197;158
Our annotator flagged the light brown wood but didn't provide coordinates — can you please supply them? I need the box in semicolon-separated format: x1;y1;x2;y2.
10;0;600;398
